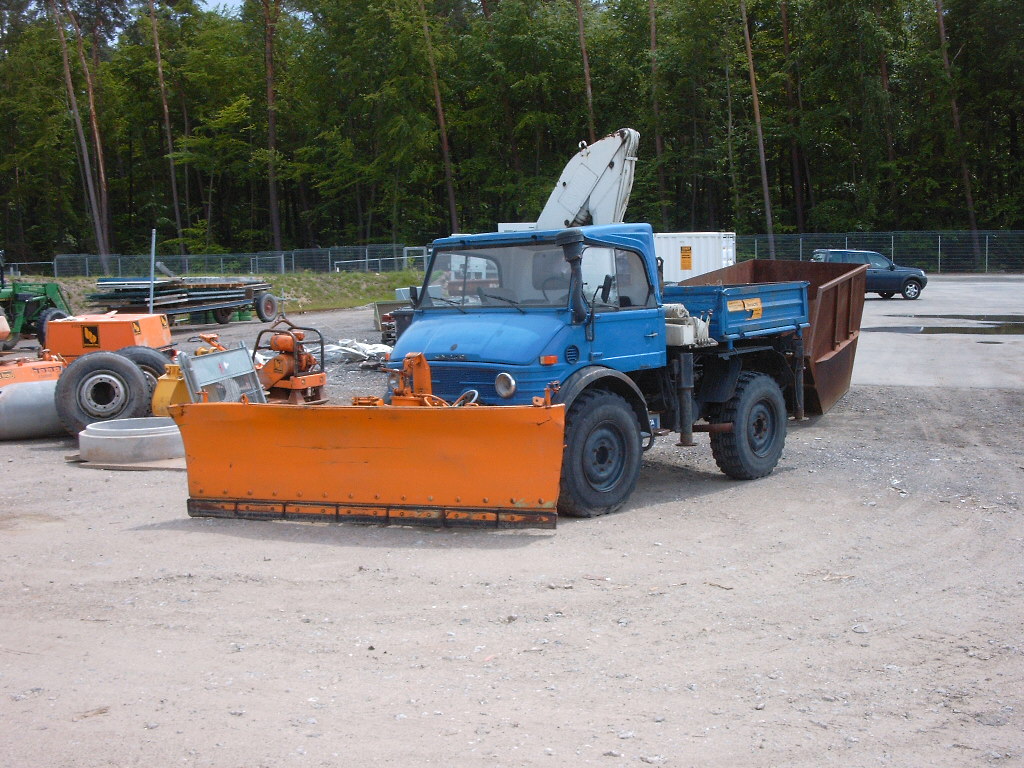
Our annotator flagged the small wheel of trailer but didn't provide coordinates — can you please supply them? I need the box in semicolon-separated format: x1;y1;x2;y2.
558;390;642;518
115;346;171;403
254;293;280;322
55;351;151;435
710;372;787;480
36;307;70;345
0;333;19;351
212;307;234;324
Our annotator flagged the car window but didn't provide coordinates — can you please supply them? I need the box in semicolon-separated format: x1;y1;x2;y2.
867;253;891;268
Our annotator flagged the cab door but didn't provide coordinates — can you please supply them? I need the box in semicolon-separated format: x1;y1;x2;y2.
865;252;898;291
582;246;666;372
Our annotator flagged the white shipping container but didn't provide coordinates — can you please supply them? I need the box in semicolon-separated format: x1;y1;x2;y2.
655;232;736;283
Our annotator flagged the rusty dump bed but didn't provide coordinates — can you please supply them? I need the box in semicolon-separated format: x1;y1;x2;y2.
169;399;566;529
681;260;867;414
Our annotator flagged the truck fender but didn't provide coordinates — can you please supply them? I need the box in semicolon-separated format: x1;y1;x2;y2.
696;355;743;404
554;366;651;434
698;351;794;408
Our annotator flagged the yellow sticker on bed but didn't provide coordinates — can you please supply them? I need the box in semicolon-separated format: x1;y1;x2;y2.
726;298;763;319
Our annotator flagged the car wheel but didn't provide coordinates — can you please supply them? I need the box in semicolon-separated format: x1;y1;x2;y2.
901;280;922;300
877;292;895;299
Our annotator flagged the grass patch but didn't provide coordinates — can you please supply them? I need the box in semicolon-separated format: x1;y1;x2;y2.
47;270;425;314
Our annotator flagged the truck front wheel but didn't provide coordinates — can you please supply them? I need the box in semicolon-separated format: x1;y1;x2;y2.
710;372;787;480
559;390;642;517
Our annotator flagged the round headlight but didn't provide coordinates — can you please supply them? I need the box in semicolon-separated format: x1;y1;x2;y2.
495;372;517;399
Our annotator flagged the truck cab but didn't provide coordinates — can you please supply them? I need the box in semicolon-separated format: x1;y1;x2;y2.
393;223;664;408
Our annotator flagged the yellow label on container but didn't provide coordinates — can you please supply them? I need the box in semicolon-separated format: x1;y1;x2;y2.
82;325;100;348
727;298;763;319
679;246;693;271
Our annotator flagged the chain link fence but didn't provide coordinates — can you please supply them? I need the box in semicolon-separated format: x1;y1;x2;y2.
5;232;1022;277
1;244;425;278
737;231;1024;273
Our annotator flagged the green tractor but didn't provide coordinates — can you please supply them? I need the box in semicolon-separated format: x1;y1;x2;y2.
0;251;73;350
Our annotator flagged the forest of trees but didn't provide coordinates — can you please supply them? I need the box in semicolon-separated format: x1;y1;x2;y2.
0;0;1021;261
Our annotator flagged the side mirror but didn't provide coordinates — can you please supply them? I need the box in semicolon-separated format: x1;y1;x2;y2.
889;264;896;271
600;274;614;303
409;286;420;305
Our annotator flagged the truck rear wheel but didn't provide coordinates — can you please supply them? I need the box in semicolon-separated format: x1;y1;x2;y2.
710;372;786;480
558;390;642;517
55;351;151;435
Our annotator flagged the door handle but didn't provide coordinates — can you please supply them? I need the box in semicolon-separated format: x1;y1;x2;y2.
644;331;658;338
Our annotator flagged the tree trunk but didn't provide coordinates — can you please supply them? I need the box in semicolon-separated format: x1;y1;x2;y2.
49;0;106;261
60;0;111;260
740;0;775;258
725;63;741;224
261;0;283;251
148;0;185;254
574;0;596;144
648;0;669;230
934;0;980;256
416;0;459;234
780;0;805;232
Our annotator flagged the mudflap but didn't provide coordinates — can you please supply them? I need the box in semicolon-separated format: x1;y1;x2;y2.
169;400;566;530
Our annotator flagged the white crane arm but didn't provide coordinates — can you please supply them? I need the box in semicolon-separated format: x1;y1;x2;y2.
535;128;640;230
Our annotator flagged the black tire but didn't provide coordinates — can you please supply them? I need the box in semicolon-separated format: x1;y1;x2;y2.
115;346;171;405
55;351;151;435
558;390;642;518
212;307;234;324
901;280;922;300
877;292;895;299
36;307;70;345
255;293;279;322
0;333;19;351
710;372;787;480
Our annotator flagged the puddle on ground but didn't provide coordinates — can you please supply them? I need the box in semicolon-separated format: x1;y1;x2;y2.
863;324;1023;335
887;313;1024;323
864;313;1024;337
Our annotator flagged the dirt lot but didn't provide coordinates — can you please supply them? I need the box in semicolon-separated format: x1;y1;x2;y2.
1;280;1022;767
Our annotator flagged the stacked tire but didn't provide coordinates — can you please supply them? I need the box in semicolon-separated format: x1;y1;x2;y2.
55;348;171;435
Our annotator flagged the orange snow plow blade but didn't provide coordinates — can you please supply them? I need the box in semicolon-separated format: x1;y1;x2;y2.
168;397;566;529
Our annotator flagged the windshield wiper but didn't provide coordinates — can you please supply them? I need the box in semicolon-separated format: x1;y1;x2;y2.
479;293;526;313
430;295;467;313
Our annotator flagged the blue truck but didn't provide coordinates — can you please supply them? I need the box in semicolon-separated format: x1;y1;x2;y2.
390;222;862;518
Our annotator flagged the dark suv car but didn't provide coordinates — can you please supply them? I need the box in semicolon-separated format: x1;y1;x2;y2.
810;249;927;300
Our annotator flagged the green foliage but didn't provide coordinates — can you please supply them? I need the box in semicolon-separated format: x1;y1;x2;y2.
2;0;1022;262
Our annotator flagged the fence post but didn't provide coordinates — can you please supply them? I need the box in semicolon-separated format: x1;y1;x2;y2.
891;234;895;260
984;234;989;274
937;234;942;274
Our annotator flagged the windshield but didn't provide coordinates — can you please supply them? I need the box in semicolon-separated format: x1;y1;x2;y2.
418;243;654;310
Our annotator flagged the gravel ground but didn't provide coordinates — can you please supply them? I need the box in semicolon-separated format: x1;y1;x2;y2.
1;293;1022;767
